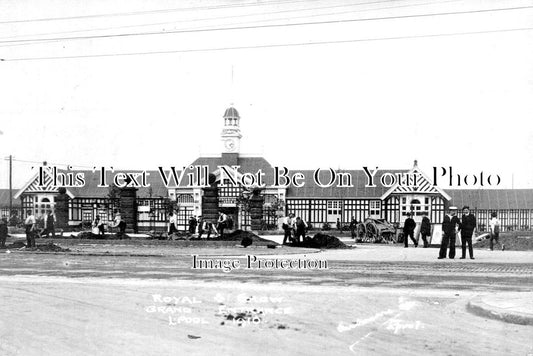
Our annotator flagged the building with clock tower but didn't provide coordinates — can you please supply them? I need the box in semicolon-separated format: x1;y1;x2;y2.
8;105;533;237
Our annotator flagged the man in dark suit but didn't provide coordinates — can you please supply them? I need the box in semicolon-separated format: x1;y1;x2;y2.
420;212;431;248
349;217;358;239
403;213;417;248
42;210;56;238
439;207;460;259
459;206;477;259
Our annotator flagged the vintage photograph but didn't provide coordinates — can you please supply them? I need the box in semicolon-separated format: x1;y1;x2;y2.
0;1;532;355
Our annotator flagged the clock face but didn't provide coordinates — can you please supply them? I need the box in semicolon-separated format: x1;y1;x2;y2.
224;139;236;151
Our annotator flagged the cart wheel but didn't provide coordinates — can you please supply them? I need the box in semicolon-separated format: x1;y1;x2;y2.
366;223;377;243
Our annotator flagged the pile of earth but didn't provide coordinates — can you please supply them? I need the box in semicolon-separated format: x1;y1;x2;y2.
5;240;26;248
474;234;533;251
3;240;70;252
294;233;350;249
158;231;194;240
211;230;278;247
35;242;70;252
75;231;131;240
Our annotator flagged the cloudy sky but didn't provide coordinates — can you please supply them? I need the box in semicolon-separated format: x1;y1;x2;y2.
0;0;532;189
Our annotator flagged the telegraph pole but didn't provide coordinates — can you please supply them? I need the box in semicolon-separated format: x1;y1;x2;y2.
9;155;12;217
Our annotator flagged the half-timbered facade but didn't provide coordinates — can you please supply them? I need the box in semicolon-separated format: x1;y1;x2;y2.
5;106;533;233
13;169;170;230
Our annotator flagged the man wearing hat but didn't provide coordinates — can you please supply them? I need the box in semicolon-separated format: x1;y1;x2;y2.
402;213;417;248
439;207;460;259
459;206;477;259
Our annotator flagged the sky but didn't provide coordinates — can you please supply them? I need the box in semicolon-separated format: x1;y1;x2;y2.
0;0;532;189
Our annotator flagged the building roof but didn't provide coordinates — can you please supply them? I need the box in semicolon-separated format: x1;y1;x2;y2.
10;157;533;210
445;189;533;210
223;107;240;119
287;170;408;198
68;170;169;198
14;169;169;199
188;156;275;185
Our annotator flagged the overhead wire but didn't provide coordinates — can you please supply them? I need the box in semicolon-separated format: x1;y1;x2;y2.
2;26;531;62
0;0;433;42
0;4;530;46
0;0;327;24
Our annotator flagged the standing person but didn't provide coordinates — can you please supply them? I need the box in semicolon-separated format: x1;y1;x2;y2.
168;210;178;239
294;217;307;244
0;217;8;248
420;212;431;248
349;217;358;239
217;211;228;238
24;210;37;248
282;213;295;245
207;221;216;239
459;206;477;260
92;216;103;236
197;216;204;238
403;213;418;248
188;215;197;235
489;212;502;251
439;207;460;259
336;218;342;234
42;210;56;238
113;212;127;239
226;215;234;230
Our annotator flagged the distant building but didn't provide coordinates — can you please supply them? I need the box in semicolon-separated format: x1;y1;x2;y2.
5;106;533;233
0;189;20;219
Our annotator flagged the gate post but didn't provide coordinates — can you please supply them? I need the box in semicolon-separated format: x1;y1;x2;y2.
119;187;138;233
55;187;70;230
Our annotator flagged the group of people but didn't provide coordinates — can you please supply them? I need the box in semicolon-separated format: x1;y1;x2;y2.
168;211;233;239
13;205;504;255
22;210;56;248
438;206;501;259
402;206;502;259
282;213;308;245
402;212;432;248
439;206;478;259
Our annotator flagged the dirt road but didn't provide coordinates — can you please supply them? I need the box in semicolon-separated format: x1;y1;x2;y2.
0;246;532;355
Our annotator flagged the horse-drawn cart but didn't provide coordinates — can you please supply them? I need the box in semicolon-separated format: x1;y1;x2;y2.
356;218;398;243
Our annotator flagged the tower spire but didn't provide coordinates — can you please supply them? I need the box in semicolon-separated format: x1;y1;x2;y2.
221;106;242;155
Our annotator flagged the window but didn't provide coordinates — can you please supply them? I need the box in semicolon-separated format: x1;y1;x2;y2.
384;197;400;223
343;199;370;223
327;201;341;215
286;199;327;226
400;197;430;216
137;198;168;222
370;201;381;217
219;179;243;205
176;207;194;230
409;198;429;216
82;211;93;223
176;194;194;204
430;197;444;223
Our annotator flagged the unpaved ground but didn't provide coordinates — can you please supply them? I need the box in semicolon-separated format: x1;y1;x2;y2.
2;237;319;257
0;277;531;356
0;244;532;355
